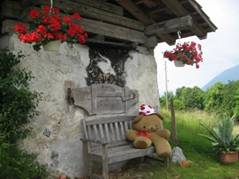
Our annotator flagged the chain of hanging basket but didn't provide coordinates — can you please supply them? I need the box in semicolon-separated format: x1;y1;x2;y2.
49;0;54;14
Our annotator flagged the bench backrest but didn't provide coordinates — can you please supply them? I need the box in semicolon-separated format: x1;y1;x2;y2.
82;115;135;146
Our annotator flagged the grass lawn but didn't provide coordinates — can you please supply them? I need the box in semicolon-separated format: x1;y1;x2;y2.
119;109;239;179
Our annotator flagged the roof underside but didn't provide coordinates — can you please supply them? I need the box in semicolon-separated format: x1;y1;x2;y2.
1;0;217;47
111;0;217;44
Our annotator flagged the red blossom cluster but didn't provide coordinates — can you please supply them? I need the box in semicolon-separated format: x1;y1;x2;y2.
14;5;87;49
163;42;203;68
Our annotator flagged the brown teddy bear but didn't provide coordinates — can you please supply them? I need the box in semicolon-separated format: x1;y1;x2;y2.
127;104;172;157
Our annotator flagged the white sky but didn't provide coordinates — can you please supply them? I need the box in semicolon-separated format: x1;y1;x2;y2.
155;0;239;95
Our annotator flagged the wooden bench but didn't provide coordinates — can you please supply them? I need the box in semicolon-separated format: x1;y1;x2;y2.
81;115;167;179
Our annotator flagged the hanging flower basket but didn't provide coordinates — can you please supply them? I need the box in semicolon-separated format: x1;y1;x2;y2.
163;41;203;68
14;5;88;51
174;60;185;67
43;40;61;51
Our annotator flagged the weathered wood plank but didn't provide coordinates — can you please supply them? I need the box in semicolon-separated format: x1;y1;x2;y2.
99;124;105;140
114;0;174;44
35;0;144;31
1;19;146;44
108;147;154;163
87;38;133;48
114;122;121;141
1;0;22;19
123;121;129;132
86;116;134;125
161;0;187;16
119;122;125;139
160;0;206;38
93;125;99;141
87;126;93;140
109;123;116;141
187;0;217;31
145;15;193;35
70;0;124;16
115;0;152;24
104;123;110;143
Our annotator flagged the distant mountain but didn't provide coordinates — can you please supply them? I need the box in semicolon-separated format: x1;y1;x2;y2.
203;64;239;90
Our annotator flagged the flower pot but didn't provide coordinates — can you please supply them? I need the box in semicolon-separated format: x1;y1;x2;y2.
174;60;185;67
219;151;238;164
43;40;61;51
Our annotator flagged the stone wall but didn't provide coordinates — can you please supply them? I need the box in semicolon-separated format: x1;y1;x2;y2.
0;34;159;178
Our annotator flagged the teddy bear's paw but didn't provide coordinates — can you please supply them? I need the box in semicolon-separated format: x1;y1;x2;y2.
133;136;152;149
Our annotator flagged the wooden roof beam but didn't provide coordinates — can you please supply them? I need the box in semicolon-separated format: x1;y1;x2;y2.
188;0;217;31
115;0;152;24
160;0;206;39
161;0;187;16
115;0;175;45
145;15;193;35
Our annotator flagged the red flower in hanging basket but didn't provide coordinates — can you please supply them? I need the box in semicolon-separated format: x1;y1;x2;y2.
163;41;203;68
14;5;88;51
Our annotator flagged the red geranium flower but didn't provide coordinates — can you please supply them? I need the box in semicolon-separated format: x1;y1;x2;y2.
15;5;87;51
42;5;50;14
36;25;47;35
29;9;40;19
63;16;72;25
163;41;203;68
77;34;86;44
71;12;81;20
49;16;61;32
15;23;27;34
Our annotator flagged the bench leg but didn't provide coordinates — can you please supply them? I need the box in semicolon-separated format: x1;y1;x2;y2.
88;155;93;179
102;161;109;179
102;144;109;179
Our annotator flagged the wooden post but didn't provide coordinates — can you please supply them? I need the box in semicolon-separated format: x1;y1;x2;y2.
170;98;178;144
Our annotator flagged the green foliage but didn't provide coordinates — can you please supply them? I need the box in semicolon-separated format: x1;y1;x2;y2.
175;86;205;110
160;86;205;110
160;81;239;118
0;50;47;178
200;116;239;153
0;50;39;143
0;143;47;179
205;81;239;118
159;91;174;108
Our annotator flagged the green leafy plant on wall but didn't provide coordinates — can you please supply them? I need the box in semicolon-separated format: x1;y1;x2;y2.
0;50;47;178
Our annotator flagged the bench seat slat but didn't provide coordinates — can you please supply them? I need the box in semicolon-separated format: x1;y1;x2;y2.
85;116;135;125
90;145;155;164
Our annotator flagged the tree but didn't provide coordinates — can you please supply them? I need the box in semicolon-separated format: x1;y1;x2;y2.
175;86;205;110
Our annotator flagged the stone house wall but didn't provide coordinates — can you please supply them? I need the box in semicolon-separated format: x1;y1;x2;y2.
0;34;159;177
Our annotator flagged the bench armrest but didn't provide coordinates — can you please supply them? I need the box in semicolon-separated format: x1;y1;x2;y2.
80;138;108;145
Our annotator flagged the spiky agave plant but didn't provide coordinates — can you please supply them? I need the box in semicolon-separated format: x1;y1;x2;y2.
200;115;239;153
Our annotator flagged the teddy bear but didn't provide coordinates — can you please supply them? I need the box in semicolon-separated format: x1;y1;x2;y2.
127;104;172;157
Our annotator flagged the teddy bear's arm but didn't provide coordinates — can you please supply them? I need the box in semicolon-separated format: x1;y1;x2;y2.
126;129;137;141
156;129;171;140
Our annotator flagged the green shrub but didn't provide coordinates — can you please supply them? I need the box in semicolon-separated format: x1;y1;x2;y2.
0;50;40;143
0;142;47;179
0;50;47;178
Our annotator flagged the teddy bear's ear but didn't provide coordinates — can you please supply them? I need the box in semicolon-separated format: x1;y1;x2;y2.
133;114;144;124
155;113;164;120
